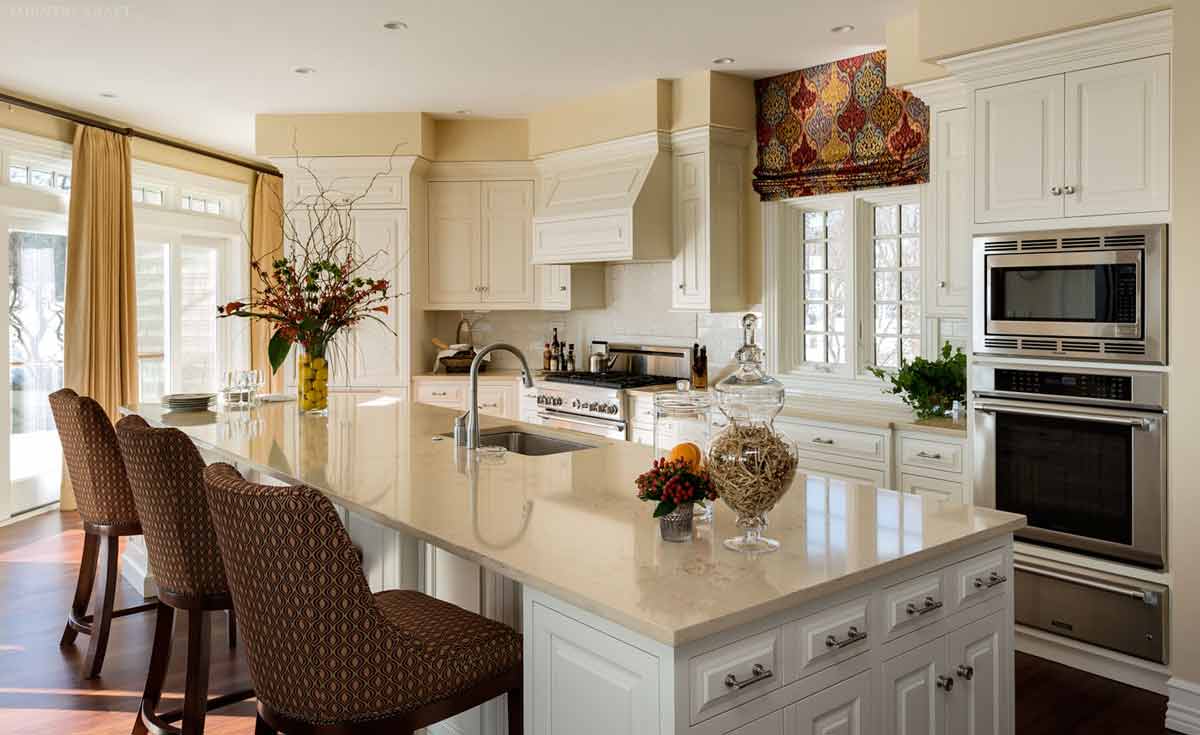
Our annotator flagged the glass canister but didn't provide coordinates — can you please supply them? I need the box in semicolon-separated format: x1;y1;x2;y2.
708;314;798;554
654;381;714;522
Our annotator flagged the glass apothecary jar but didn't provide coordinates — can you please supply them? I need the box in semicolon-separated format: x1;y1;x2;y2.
708;314;798;554
654;381;713;522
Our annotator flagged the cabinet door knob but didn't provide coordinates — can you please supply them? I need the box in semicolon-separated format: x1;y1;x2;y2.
1050;186;1063;196
936;675;955;692
956;665;974;681
559;285;567;291
678;283;686;291
937;280;947;289
1063;185;1076;195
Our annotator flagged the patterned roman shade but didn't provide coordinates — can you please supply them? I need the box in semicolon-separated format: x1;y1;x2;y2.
753;51;929;201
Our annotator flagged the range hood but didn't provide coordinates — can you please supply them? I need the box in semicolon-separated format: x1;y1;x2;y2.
531;131;673;264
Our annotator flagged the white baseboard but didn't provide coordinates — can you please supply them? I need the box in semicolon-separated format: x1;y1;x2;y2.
1168;678;1200;734
1015;625;1168;695
0;501;60;528
119;536;158;598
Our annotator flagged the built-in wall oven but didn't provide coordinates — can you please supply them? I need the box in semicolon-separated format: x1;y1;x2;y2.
972;363;1167;569
973;225;1166;364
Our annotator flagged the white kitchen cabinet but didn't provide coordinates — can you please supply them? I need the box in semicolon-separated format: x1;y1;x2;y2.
426;179;538;309
1064;55;1170;217
927;106;971;316
895;430;970;506
973;76;1065;224
345;509;421;593
538;263;605;310
777;417;892;488
786;670;871;735
973;57;1170;224
899;473;963;505
349;210;410;388
728;710;783;735
946;612;1008;735
670;128;748;312
412;375;519;419
880;638;946;735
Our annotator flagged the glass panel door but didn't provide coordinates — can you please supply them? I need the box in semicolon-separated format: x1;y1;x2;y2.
8;229;66;514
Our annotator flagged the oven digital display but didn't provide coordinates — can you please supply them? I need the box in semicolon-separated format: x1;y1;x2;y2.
995;369;1131;401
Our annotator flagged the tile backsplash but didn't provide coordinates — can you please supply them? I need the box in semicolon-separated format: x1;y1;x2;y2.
430;262;760;380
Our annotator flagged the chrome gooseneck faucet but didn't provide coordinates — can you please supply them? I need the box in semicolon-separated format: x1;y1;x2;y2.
454;343;535;449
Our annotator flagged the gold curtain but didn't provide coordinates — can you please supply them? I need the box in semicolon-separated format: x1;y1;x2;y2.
62;125;138;510
250;173;285;392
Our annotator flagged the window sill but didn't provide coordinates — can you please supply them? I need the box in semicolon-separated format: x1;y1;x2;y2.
777;370;906;405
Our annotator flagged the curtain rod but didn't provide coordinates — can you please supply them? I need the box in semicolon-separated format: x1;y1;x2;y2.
0;91;280;177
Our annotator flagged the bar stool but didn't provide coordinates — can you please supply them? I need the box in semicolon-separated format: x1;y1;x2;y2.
49;388;157;679
202;463;524;735
115;415;254;734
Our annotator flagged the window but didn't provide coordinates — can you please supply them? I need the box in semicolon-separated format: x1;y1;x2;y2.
799;209;849;367
181;194;222;215
132;186;164;206
8;164;70;191
868;203;921;369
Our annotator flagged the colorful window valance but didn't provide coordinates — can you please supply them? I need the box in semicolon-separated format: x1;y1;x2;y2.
753;51;929;201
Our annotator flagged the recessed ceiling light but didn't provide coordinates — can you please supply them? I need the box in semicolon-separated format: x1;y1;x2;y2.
292;66;317;75
455;109;472;115
99;92;118;99
712;57;736;65
383;20;408;30
830;24;856;33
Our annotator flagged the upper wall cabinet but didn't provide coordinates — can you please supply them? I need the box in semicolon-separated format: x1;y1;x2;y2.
670;127;750;312
927;105;971;316
537;264;605;311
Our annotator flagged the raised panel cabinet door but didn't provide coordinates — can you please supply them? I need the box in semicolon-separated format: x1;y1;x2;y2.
899;473;964;505
880;638;947;735
974;76;1065;223
786;669;871;735
428;180;482;306
1065;55;1170;217
481;180;535;305
729;709;783;735
931;106;971;315
672;152;709;309
947;611;1009;735
349;211;408;387
530;602;660;735
538;265;570;309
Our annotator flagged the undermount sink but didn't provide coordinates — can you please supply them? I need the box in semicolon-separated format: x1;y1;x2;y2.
439;428;595;456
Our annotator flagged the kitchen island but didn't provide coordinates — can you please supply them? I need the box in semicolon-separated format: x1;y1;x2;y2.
124;394;1024;735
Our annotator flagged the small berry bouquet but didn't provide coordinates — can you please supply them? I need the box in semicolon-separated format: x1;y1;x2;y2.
636;456;718;519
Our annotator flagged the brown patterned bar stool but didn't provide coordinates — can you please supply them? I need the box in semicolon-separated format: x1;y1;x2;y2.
48;388;157;679
115;415;254;735
202;463;523;735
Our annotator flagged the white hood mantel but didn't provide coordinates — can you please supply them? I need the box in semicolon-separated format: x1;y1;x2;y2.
531;131;673;264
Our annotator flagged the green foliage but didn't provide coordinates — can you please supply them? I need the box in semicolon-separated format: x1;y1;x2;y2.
868;342;967;419
267;331;293;374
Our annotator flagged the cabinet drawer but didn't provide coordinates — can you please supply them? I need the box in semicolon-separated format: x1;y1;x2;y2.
689;628;782;724
953;549;1009;611
631;395;655;426
727;709;782;735
783;596;871;683
785;422;886;465
899;435;963;474
884;572;947;639
414;382;466;409
630;425;653;446
533;213;631;264
477;384;514;419
899;473;964;505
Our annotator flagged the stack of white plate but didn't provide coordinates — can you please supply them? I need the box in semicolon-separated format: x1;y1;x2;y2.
161;393;216;412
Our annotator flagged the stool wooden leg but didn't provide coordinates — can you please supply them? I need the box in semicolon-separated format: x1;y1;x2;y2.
60;532;99;647
181;610;211;735
132;602;175;735
253;713;276;734
508;686;523;735
226;609;236;649
83;534;119;679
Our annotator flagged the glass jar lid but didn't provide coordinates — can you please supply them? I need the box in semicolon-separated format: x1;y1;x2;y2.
714;314;785;423
654;379;712;411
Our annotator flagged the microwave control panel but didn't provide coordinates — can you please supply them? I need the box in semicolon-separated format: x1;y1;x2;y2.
995;369;1132;402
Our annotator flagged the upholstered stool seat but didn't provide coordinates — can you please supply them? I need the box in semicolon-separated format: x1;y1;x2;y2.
202;463;524;735
49;388;157;679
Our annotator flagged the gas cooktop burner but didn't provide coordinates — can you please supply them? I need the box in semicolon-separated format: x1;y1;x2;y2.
542;371;680;390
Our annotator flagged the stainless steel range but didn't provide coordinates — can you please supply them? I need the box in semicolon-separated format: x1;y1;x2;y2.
534;343;692;440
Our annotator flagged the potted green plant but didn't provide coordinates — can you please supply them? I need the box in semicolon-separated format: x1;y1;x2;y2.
868;342;967;420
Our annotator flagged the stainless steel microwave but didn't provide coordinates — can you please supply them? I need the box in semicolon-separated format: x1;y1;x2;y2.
972;225;1167;364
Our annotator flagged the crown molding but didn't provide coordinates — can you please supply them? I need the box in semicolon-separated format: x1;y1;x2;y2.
902;77;967;112
941;9;1172;88
533;130;671;170
669;125;753;154
268;154;422;179
426;159;536;181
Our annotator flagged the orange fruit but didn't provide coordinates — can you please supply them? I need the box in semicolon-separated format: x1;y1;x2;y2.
669;442;703;470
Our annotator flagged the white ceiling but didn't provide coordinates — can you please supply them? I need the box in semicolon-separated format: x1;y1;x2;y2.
1;0;912;157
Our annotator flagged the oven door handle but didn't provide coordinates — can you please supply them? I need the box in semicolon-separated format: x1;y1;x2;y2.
537;411;626;434
972;399;1155;430
1013;562;1153;601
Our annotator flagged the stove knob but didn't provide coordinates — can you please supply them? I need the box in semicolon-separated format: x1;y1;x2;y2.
589;402;599;412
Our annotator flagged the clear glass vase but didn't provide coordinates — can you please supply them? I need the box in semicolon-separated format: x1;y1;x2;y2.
654;381;713;522
659;503;695;543
296;341;330;415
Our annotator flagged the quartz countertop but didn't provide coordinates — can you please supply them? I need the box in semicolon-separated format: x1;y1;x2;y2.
124;395;1019;646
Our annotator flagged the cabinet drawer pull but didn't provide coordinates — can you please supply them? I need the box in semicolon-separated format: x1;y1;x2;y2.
811;437;835;445
432;391;447;397
1050;186;1063;196
1063;184;1076;195
956;665;974;681
559;285;567;291
905;596;943;616
916;450;943;460
973;571;1008;589
724;663;773;690
824;626;868;649
936;675;955;692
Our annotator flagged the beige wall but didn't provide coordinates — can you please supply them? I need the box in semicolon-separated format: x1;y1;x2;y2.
886;12;949;87
1169;1;1200;683
527;79;671;156
672;71;712;132
432;118;529;161
916;0;1170;60
254;111;432;158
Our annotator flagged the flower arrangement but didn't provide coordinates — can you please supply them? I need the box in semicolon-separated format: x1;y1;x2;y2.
636;456;718;519
217;158;398;413
868;341;967;419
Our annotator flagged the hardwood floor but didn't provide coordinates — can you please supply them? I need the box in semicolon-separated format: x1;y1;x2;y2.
0;510;1176;733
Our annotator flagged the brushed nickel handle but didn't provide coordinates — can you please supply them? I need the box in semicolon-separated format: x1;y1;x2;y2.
916;450;943;460
1063;185;1076;195
559;285;567;291
974;571;1008;589
937;675;955;692
432;391;447;397
825;626;868;649
957;665;974;681
937;280;947;288
811;437;835;445
724;663;773;690
906;596;943;616
1050;186;1063;196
